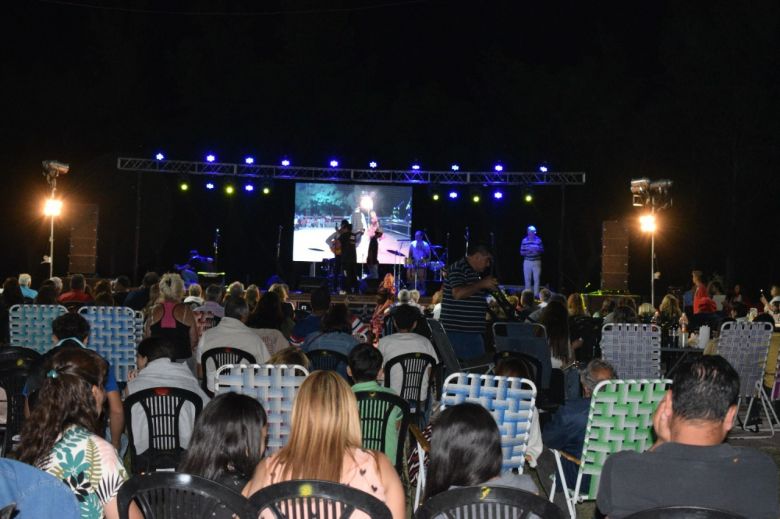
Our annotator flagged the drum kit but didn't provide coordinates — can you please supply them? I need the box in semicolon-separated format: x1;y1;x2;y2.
386;244;446;291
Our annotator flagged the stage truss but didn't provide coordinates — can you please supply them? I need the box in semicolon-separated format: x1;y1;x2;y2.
117;157;586;186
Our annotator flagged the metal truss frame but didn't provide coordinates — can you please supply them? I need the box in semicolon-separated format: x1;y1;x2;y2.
117;157;586;186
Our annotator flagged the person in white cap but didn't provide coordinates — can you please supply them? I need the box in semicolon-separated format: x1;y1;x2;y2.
520;225;544;297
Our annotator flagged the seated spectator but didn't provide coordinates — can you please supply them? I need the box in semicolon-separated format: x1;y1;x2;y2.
348;343;403;463
397;289;412;306
16;348;136;519
423;403;538;504
246;291;294;339
302;303;359;357
145;273;197;360
429;288;443;320
94;291;115;306
538;359;616;500
179;393;267;492
183;283;204;307
494;358;542;467
517;289;538;321
49;276;64;296
290;286;330;345
759;284;780;313
34;283;59;305
93;279;113;299
370;289;395;343
126;337;210;455
0;277;24;342
378;304;438;405
124;271;159;311
729;301;749;321
708;280;727;312
594;297;616;320
194;284;225;318
637;302;655;323
597;356;778;518
18;273;37;301
24;313;124;451
242;371;405;518
528;288;553;322
225;281;245;300
0;458;80;519
245;284;260;313
111;275;132;306
611;304;638;324
692;270;710;314
539;300;578;368
567;293;588;317
268;282;295;323
58;273;93;304
268;346;310;369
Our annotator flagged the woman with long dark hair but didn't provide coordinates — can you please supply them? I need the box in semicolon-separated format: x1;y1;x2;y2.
539;300;575;368
423;403;537;502
16;348;137;519
179;392;268;491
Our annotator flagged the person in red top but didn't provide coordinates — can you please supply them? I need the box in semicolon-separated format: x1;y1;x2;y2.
57;273;94;303
691;270;711;314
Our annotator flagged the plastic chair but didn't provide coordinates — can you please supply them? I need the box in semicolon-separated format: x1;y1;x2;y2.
200;348;257;398
623;506;747;519
493;321;547;339
493;324;552;390
414;485;565;519
600;323;662;379
354;390;411;473
307;349;349;373
124;387;204;473
8;304;68;354
383;352;437;426
549;378;670;518
78;305;143;383
249;479;392;519
0;364;30;456
117;472;256;519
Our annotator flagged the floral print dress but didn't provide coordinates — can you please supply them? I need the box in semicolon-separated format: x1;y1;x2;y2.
38;425;128;519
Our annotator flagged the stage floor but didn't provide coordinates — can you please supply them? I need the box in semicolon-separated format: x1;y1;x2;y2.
292;226;411;264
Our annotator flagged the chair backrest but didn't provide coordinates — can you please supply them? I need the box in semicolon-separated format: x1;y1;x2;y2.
117;472;256;519
249;479;392;519
577;378;671;500
600;323;662;379
78;305;143;383
493;333;552;389
307;349;349;374
493;321;547;339
569;315;602;362
124;387;204;471
354;390;411;472
441;373;537;473
200;348;257;398
717;321;773;398
8;304;68;354
415;485;565;519
215;364;309;453
623;506;747;519
0;365;30;455
426;318;462;377
383;352;437;411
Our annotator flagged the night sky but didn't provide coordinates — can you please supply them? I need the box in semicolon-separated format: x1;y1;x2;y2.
3;0;779;298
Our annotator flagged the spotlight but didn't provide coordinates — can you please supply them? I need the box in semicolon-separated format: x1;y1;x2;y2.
244;184;254;192
411;164;420;171
494;164;504;172
281;159;290;167
448;191;458;199
432;193;440;201
524;193;534;203
244;156;255;165
369;161;378;169
205;181;215;190
451;164;460;171
155;152;165;161
225;185;235;195
539;165;548;173
262;186;271;195
206;154;216;163
493;190;503;200
640;214;657;233
43;199;63;217
329;160;339;168
179;181;189;192
472;194;481;203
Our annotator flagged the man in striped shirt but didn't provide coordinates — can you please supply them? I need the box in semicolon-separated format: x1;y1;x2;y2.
439;244;497;359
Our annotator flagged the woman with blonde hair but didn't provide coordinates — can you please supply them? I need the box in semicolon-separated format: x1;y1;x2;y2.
567;293;588;317
145;273;197;359
243;371;405;518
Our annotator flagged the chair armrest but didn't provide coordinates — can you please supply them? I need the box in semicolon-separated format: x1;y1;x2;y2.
409;425;430;452
558;450;581;466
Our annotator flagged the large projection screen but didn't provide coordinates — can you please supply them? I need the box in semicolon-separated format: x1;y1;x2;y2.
293;183;412;264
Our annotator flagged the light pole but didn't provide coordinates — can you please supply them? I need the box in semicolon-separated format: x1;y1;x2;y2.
43;198;63;278
639;213;657;307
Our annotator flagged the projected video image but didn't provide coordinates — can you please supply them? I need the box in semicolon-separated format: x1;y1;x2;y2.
293;183;412;263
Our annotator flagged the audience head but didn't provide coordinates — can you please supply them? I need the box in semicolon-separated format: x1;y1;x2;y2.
69;274;86;291
600;297;616;316
637;302;656;320
188;284;203;298
113;275;131;291
269;283;289;302
397;289;411;304
567;293;588;316
34;284;58;304
465;244;492;272
320;303;351;333
52;313;91;343
93;279;112;296
205;284;223;303
659;294;681;317
18;273;32;287
730;301;748;319
49;276;63;294
136;336;177;369
430;289;443;306
141;271;160;288
248;291;284;327
708;280;724;297
179;393;268;482
539;288;552;304
392;303;420;332
268;347;310;369
409;290;421;303
692;270;705;286
423;403;503;501
347;343;383;383
276;371;362;481
245;284;260;310
227;281;245;299
1;278;23;305
158;273;185;302
540;300;572;363
494;357;533;380
310;285;332;314
94;292;114;306
520;289;535;309
612;305;638;324
17;347;108;465
225;297;250;322
580;359;617;397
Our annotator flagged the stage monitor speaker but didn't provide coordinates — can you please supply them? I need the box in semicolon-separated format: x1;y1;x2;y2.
601;220;628;292
68;204;99;275
298;276;329;292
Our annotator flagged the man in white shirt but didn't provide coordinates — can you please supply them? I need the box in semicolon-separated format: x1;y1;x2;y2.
126;336;210;454
196;297;270;392
378;304;438;404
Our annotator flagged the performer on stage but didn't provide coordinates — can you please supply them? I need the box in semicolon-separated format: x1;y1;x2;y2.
366;210;382;279
326;220;347;292
520;225;544;297
407;231;431;293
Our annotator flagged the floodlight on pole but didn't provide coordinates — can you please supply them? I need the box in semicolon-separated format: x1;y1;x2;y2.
640;212;657;307
43;198;63;278
44;198;63;217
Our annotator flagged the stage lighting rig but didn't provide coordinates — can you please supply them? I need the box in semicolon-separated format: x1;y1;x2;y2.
630;177;673;209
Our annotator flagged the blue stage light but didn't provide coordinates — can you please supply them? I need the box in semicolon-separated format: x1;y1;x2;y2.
205;181;215;190
493;190;504;200
369;161;378;169
448;191;458;199
411;164;420;171
206;154;216;163
244;184;254;192
329;160;339;168
244;156;255;165
451;164;460;171
539;165;548;172
494;164;504;172
281;159;290;167
155;152;165;161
